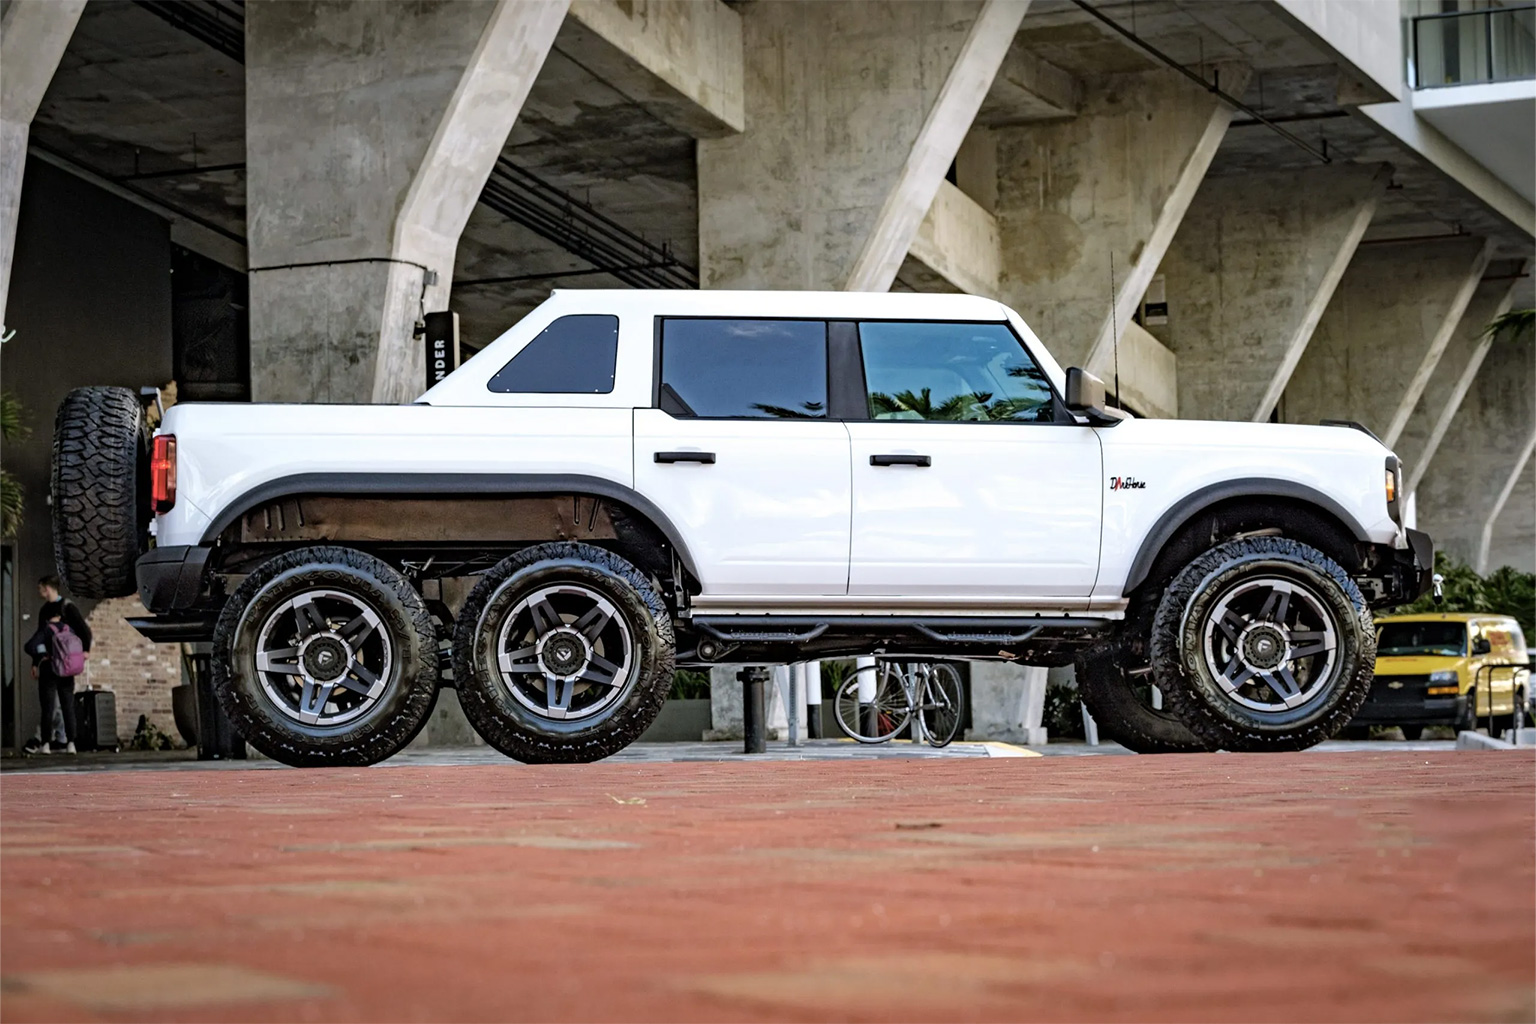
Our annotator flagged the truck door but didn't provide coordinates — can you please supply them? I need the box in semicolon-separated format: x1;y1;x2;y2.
633;318;851;598
843;320;1103;601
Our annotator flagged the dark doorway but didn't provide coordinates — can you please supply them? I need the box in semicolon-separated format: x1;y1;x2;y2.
172;246;249;402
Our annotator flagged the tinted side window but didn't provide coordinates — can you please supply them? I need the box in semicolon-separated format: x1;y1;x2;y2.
660;319;827;419
488;314;619;394
859;321;1055;423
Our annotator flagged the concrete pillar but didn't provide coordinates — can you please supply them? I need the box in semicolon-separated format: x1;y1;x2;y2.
698;0;1022;291
1416;337;1536;571
994;62;1251;377
0;0;86;328
1155;165;1389;422
1284;238;1493;439
1398;277;1520;495
964;662;1046;746
245;0;568;404
704;664;787;741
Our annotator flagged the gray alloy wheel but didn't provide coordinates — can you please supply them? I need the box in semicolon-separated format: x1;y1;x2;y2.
453;542;675;764
1152;536;1375;752
212;546;439;767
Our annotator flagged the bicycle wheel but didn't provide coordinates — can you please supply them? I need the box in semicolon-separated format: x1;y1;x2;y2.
834;665;911;743
919;663;964;748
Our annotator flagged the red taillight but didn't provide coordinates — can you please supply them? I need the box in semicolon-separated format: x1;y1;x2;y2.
151;434;176;513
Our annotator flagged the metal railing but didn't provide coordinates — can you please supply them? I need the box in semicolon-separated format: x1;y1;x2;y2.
1411;6;1536;89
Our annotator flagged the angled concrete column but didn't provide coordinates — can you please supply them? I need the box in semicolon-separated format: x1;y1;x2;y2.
964;663;1046;746
698;0;1026;291
0;0;86;328
1156;165;1389;423
1415;338;1536;572
246;0;568;403
909;180;1002;298
995;63;1251;374
1398;277;1519;495
561;0;742;138
1284;238;1493;440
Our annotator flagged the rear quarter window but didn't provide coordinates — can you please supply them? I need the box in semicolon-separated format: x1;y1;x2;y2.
488;314;619;394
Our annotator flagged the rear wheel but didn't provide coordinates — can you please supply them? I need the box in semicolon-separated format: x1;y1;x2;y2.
50;387;150;598
1075;645;1207;754
1152;537;1375;752
835;665;911;743
212;546;439;766
453;543;674;764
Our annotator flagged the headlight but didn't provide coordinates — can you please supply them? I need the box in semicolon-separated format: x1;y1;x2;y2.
1426;670;1460;696
1384;455;1403;525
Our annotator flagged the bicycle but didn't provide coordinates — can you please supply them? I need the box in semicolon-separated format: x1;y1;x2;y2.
833;660;964;747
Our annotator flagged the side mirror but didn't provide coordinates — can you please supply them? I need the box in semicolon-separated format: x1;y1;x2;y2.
1472;637;1492;656
1065;367;1119;425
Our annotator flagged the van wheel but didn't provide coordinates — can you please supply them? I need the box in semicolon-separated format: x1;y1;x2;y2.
1399;724;1423;741
1075;645;1207;753
50;387;150;598
453;543;674;764
212;546;439;766
1151;537;1375;752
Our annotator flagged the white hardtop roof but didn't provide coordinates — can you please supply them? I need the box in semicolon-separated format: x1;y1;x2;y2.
540;288;1012;321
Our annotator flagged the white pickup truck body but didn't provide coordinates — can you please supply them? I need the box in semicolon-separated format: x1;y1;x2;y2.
156;289;1406;616
54;288;1434;764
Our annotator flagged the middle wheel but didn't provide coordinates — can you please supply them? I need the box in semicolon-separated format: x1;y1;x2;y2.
453;542;675;764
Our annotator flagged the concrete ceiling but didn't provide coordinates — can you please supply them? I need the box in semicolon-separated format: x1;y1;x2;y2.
26;0;1532;351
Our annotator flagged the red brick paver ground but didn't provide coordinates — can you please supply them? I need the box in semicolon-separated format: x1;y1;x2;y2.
2;752;1533;1022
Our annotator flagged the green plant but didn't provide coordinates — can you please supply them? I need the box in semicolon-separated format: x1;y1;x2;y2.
0;391;29;539
667;669;711;701
1043;679;1086;740
1484;308;1533;346
128;715;177;751
1394;553;1535;637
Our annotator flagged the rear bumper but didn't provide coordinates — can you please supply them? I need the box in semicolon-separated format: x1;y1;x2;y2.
137;545;211;613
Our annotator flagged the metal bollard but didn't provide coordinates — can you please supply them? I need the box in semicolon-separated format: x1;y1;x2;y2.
739;666;768;754
805;661;824;739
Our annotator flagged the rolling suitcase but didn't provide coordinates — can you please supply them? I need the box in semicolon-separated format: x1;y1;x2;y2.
74;689;118;751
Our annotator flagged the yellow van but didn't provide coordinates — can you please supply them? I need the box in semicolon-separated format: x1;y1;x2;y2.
1352;613;1530;738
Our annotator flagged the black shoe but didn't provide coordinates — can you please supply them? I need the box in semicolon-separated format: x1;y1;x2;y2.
22;738;44;755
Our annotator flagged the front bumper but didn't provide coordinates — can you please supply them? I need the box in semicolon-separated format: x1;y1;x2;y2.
1351;695;1466;727
1361;528;1434;607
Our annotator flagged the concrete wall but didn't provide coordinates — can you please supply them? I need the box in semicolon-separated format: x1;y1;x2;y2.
697;0;981;290
1;158;174;746
1156;165;1386;422
1284;239;1490;437
1416;337;1536;572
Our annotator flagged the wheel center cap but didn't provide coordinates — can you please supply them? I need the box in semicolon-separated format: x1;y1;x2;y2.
1241;624;1288;671
301;635;350;682
539;629;589;677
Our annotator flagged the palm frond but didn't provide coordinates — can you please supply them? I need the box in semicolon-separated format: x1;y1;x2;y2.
1484;308;1533;345
0;469;23;540
0;391;28;443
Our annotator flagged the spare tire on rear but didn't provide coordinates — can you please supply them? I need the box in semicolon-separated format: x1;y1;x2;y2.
51;386;150;599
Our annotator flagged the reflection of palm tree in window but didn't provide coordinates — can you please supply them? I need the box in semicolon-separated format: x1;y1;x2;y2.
871;388;996;420
749;400;826;419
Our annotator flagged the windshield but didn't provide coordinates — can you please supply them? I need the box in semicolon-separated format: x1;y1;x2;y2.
1377;622;1467;657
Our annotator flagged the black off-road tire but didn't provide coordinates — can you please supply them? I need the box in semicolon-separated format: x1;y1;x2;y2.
1075;645;1208;754
1151;537;1375;752
51;387;150;598
453;542;675;764
212;546;439;767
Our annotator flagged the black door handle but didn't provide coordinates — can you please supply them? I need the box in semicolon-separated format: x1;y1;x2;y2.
654;451;716;464
870;454;931;467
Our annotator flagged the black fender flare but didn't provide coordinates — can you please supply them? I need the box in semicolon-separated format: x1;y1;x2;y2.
1122;478;1371;595
199;472;702;584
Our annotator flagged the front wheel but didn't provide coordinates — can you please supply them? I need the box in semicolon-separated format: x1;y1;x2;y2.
1152;537;1375;752
452;543;674;764
918;663;964;748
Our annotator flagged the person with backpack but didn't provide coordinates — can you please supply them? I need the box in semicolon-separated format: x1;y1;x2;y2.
24;575;91;755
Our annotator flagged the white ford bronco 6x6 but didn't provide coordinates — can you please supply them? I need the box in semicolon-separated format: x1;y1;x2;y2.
52;291;1433;765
